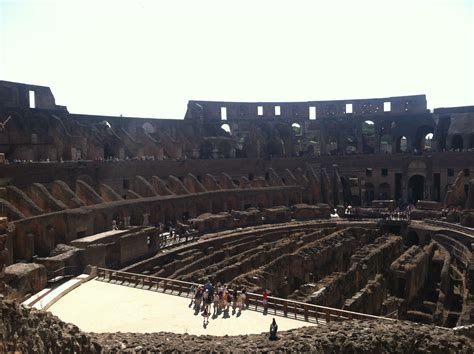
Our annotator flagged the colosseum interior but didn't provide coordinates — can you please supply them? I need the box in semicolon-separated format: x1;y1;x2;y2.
0;80;473;351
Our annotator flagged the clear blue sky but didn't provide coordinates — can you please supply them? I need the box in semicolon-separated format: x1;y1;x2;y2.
1;0;473;118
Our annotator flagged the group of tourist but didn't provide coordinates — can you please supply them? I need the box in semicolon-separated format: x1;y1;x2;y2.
190;282;249;325
157;220;197;247
188;282;277;328
382;210;410;221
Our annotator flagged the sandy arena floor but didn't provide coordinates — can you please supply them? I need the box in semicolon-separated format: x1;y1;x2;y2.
48;279;316;336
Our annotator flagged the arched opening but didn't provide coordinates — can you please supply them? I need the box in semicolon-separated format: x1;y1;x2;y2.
408;175;425;204
307;132;320;156
291;123;302;136
221;123;231;136
345;136;357;154
104;143;116;159
327;138;338;155
142;122;155;134
365;183;375;205
235;135;249;158
414;125;434;153
422;133;433;152
361;120;376;153
380;134;392;154
406;230;419;246
451;134;463;150
396;136;408;153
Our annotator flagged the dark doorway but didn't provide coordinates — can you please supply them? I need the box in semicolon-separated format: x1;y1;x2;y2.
104;144;115;159
408;175;425;203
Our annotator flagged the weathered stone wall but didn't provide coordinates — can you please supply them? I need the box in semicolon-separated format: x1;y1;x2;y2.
344;274;386;315
1;297;472;353
3;263;47;300
307;235;403;309
390;242;436;302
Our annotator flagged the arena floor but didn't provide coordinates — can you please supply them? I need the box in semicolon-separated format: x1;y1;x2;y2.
48;279;315;336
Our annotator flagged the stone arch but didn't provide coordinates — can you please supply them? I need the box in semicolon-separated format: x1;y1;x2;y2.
327;137;338;155
414;125;434;152
104;142;118;159
451;134;464;150
380;134;392;153
345;136;357;154
361;120;376;153
395;136;409;153
291;123;302;136
221;123;231;136
142;122;155;134
422;132;434;151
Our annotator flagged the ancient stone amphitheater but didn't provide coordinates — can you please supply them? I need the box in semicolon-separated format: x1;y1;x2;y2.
0;81;473;352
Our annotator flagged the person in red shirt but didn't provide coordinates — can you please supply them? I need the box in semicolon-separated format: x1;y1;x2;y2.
262;289;269;313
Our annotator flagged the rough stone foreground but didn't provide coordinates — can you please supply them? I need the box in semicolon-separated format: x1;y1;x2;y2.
2;299;473;353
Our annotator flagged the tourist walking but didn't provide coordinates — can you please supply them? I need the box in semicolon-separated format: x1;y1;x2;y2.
202;305;210;325
262;289;269;313
213;292;220;316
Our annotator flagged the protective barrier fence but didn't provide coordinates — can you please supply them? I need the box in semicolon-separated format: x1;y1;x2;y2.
96;267;393;324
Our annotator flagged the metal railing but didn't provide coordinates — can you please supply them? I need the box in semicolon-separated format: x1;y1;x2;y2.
96;267;393;324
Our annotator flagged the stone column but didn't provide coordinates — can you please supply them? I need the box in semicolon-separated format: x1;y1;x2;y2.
142;213;149;226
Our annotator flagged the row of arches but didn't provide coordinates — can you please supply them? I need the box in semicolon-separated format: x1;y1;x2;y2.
448;134;474;151
361;175;425;205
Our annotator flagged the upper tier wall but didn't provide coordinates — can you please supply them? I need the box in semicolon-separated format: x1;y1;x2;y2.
185;95;428;121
